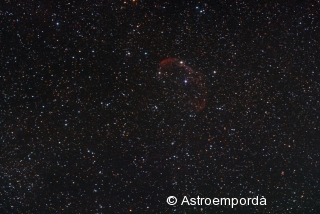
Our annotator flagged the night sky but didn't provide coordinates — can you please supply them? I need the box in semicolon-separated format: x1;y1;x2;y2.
1;1;320;213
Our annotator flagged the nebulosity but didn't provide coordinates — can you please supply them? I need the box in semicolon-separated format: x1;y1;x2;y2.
1;1;319;213
157;58;207;113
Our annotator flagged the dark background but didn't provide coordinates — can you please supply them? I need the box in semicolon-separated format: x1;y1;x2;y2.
1;0;319;213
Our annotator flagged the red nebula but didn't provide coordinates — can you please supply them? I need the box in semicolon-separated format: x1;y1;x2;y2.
158;58;207;112
160;58;179;67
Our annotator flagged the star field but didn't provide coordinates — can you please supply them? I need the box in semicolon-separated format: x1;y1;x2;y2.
1;1;320;213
